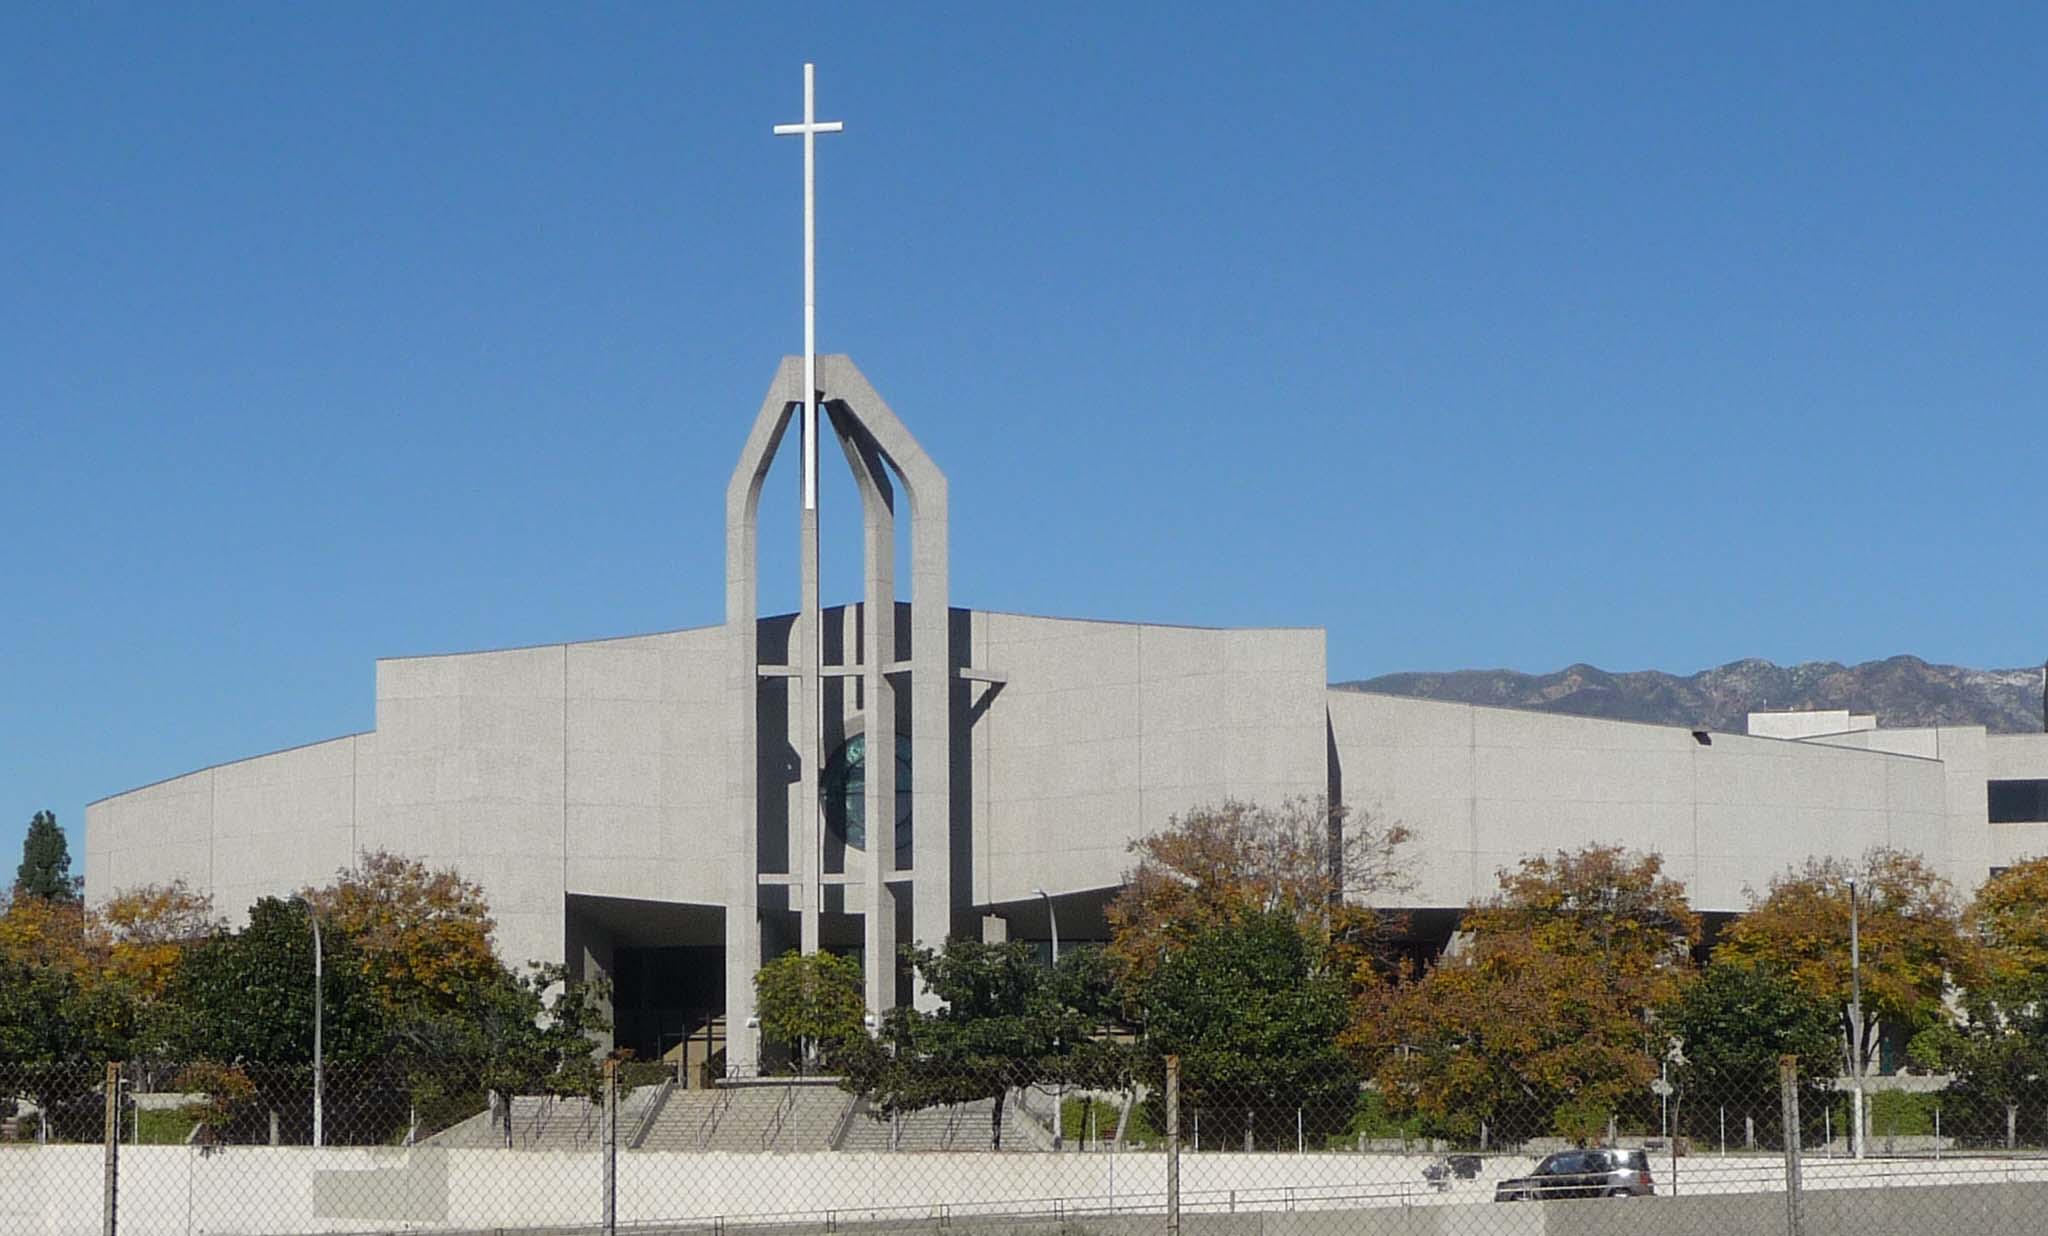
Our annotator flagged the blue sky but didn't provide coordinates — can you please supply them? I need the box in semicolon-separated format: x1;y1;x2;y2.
5;6;2046;870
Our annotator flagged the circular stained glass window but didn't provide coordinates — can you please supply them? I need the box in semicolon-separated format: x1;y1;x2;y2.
821;732;913;864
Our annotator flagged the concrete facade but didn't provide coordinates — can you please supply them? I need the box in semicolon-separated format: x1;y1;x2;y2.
84;354;2048;1063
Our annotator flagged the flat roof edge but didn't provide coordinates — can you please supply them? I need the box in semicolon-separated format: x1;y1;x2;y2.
1326;688;1946;762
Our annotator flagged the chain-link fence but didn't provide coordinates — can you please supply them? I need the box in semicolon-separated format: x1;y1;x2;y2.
9;1055;2048;1235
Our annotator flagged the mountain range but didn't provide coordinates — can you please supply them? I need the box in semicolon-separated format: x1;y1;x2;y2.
1336;656;2048;735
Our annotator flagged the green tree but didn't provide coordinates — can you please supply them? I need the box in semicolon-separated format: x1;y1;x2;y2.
839;940;1121;1150
145;898;388;1141
1670;960;1839;1141
1133;906;1360;1148
16;811;80;904
1910;1007;2048;1150
1673;961;1839;1090
754;950;866;1072
154;897;388;1065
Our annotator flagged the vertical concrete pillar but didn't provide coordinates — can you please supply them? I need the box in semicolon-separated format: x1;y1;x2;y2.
724;358;802;1078
836;417;899;1017
798;498;821;956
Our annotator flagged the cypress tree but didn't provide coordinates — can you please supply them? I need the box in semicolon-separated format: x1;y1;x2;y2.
16;810;79;903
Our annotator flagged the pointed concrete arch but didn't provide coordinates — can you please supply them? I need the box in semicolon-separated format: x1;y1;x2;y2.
722;356;953;1074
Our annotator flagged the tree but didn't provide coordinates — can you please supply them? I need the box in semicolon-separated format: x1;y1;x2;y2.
302;851;501;1021
297;852;618;1128
95;881;218;1003
1973;857;2048;1005
16;810;79;903
755;950;866;1072
1353;846;1697;1144
1901;858;2048;1149
1107;798;1408;986
1133;907;1360;1148
1715;848;1976;1078
839;940;1120;1149
1909;1008;2048;1150
153;897;387;1068
0;893;128;1061
0;884;203;1135
0;880;215;1069
1669;960;1839;1140
1672;960;1839;1090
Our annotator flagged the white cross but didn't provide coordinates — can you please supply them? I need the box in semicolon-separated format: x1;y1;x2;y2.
773;63;844;511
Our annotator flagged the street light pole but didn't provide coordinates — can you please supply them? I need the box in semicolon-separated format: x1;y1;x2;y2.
294;896;325;1149
1033;888;1062;1150
1847;877;1864;1161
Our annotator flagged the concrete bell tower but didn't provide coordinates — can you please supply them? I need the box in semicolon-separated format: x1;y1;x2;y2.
721;354;951;1076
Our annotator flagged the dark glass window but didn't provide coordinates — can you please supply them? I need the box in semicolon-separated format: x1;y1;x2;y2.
1989;780;2048;824
821;732;913;864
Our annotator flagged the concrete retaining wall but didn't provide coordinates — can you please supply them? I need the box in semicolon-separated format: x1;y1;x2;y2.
3;1146;2040;1236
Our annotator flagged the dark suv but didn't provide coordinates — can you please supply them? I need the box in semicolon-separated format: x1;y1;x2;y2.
1494;1148;1655;1201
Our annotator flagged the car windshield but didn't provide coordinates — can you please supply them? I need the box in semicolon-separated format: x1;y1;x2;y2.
1621;1150;1650;1171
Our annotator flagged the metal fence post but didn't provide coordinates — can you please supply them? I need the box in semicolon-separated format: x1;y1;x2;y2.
1779;1055;1802;1236
103;1061;121;1236
1165;1055;1180;1236
602;1057;618;1236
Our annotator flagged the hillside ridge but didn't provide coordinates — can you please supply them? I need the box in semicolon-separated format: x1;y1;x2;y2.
1336;655;2048;734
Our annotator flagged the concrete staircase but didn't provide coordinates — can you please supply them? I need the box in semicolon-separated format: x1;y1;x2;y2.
632;1079;854;1153
428;1081;1053;1153
425;1087;664;1151
835;1092;1052;1153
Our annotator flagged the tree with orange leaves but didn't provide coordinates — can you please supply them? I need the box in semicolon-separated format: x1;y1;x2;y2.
1105;797;1409;985
1973;856;2048;1005
1715;848;1975;1078
301;851;502;1022
1351;846;1697;1144
0;879;215;1061
96;880;219;1002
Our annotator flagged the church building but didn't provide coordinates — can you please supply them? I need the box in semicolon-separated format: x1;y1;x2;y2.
85;352;2048;1072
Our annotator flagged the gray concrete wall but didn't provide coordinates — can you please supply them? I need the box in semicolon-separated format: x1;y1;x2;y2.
1326;691;1954;914
562;628;732;907
11;1141;2040;1236
357;642;569;972
1987;732;2048;779
967;614;1328;907
1795;726;1992;889
87;624;735;976
84;734;360;921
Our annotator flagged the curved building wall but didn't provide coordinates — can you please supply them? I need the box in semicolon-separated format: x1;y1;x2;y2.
88;624;738;975
1326;689;1958;914
86;734;361;926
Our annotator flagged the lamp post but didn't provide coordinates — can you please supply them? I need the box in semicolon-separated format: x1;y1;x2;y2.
1847;876;1864;1161
1033;887;1062;1150
293;896;325;1148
